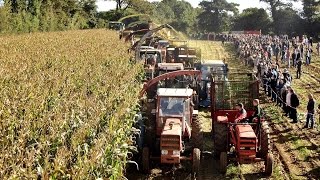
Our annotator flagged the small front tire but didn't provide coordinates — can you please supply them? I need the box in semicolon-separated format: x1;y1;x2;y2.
192;148;201;174
220;152;228;174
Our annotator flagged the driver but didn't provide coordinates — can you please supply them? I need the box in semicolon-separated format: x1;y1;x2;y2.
159;100;168;116
248;99;261;123
171;102;183;115
235;103;247;123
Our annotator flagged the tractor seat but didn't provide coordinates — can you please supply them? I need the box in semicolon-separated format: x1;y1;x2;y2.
235;125;256;138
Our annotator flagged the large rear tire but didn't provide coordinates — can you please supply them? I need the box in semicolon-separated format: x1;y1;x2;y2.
213;121;228;157
220;152;228;174
192;116;203;150
260;121;271;158
264;153;273;176
192;148;201;174
142;147;150;174
144;102;156;150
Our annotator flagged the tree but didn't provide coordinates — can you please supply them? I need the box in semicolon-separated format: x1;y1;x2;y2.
233;8;271;33
259;0;298;33
273;7;304;35
302;0;320;36
197;0;239;32
152;1;175;24
151;0;198;33
130;0;154;15
105;0;131;11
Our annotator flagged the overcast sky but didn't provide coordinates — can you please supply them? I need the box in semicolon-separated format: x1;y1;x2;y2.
97;0;303;12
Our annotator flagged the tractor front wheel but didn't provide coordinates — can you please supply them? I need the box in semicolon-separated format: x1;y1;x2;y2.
219;152;228;174
192;148;201;174
142;147;150;174
265;153;274;176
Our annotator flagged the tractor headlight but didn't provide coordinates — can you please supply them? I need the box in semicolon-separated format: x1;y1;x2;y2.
161;150;168;155
173;150;180;155
240;147;245;150
250;147;256;150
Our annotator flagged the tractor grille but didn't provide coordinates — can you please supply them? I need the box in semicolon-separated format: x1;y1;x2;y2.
237;137;257;156
161;135;180;150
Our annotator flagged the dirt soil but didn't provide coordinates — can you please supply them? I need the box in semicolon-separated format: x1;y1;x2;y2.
126;41;320;180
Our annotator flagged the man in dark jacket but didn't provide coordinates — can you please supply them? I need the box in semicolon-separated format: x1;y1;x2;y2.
290;89;300;123
305;94;315;128
296;60;302;79
281;86;288;111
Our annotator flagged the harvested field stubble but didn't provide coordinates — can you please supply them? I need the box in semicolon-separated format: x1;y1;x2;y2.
0;30;143;179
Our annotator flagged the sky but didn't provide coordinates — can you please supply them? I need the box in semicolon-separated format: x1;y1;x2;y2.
96;0;303;12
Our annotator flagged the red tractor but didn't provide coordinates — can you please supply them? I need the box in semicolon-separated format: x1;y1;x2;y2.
139;70;203;174
210;73;273;175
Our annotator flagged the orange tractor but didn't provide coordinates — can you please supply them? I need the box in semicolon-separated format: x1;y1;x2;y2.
139;70;203;174
210;73;273;175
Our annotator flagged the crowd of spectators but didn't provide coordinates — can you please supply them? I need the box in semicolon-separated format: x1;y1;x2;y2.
228;34;319;128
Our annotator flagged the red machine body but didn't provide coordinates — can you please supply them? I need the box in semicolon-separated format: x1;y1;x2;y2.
210;73;273;175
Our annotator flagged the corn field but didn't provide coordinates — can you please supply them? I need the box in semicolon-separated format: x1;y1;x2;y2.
0;29;143;179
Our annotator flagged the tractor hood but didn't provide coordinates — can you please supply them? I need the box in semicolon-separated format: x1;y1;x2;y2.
162;118;182;137
236;125;257;139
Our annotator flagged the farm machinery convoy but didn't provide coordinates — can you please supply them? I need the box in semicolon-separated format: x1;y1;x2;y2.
108;23;274;176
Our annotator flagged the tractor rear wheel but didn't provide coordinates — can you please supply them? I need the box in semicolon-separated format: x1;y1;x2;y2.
144;114;156;150
264;153;274;176
192;148;201;174
260;122;271;158
192;117;203;150
220;152;228;174
213;121;228;157
142;147;150;174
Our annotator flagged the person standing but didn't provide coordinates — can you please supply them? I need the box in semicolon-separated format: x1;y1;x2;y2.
275;44;280;61
281;86;288;111
309;37;313;47
306;48;312;65
295;49;301;68
296;59;302;79
285;87;292;117
305;94;315;128
300;44;304;60
290;89;300;123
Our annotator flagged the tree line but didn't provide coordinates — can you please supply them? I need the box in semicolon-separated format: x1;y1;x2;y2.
0;0;319;37
0;0;104;33
105;0;319;37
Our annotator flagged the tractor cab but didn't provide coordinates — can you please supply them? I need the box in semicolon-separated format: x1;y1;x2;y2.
157;63;186;88
199;60;228;107
141;49;163;80
140;49;163;64
156;88;195;164
108;21;125;31
177;54;197;69
166;46;176;62
138;70;202;174
174;47;199;69
157;40;170;60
